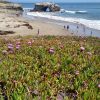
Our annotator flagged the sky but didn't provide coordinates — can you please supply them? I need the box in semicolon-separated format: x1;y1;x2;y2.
7;0;100;3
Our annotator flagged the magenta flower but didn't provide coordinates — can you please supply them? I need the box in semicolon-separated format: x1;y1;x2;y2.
80;46;85;51
8;43;13;47
16;45;21;50
8;44;14;50
13;80;18;83
28;41;32;46
49;48;55;54
16;41;21;45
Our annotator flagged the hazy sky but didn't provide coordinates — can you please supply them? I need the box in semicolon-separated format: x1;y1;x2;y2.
8;0;100;3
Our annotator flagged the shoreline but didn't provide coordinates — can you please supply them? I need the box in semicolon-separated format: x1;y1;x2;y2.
27;11;100;30
23;12;100;37
0;10;100;38
23;8;100;37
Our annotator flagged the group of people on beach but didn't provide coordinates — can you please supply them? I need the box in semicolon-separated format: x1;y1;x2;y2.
64;25;69;30
37;24;93;36
63;24;93;36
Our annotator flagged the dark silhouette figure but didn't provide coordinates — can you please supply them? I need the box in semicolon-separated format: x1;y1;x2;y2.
77;26;79;29
67;25;69;30
38;29;40;35
64;25;66;29
91;31;93;36
77;25;79;33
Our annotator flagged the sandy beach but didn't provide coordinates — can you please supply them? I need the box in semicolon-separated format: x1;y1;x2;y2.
0;10;100;38
0;12;72;37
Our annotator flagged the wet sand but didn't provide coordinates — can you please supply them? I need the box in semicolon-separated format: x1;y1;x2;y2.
31;17;100;37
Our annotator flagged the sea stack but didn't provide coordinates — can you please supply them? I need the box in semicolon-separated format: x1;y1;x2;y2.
33;2;60;12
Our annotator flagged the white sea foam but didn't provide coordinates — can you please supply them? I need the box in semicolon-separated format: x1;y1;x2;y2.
60;9;75;14
27;12;100;30
65;10;76;14
75;10;87;14
60;9;87;14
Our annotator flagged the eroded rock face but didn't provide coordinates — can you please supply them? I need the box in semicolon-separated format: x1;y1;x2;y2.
0;1;23;11
5;4;23;11
33;2;60;12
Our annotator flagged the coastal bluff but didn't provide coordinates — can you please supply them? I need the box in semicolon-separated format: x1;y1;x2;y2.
0;0;23;12
33;2;60;12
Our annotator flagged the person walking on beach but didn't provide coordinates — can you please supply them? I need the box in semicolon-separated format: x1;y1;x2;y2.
37;29;40;35
77;25;79;33
83;25;85;34
67;25;69;30
91;31;93;36
64;25;66;29
77;25;79;29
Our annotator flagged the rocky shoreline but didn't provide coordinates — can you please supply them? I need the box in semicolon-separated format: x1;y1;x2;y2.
0;0;23;13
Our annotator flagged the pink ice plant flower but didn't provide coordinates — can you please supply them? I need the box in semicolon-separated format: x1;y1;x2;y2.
16;41;21;45
8;43;14;50
8;43;13;47
80;46;85;51
16;45;21;50
49;48;55;54
28;40;32;46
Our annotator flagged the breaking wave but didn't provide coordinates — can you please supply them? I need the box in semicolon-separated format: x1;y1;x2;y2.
60;9;87;14
27;12;100;30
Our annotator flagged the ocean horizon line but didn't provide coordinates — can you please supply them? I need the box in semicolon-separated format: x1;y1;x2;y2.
10;2;100;4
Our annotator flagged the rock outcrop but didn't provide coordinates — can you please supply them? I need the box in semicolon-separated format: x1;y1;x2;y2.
4;3;23;11
0;1;23;11
33;2;60;12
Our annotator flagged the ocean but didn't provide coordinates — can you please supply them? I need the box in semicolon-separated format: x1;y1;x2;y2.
21;3;100;20
20;3;100;37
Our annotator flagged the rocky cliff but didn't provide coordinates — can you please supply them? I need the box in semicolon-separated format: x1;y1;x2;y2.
0;1;23;12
